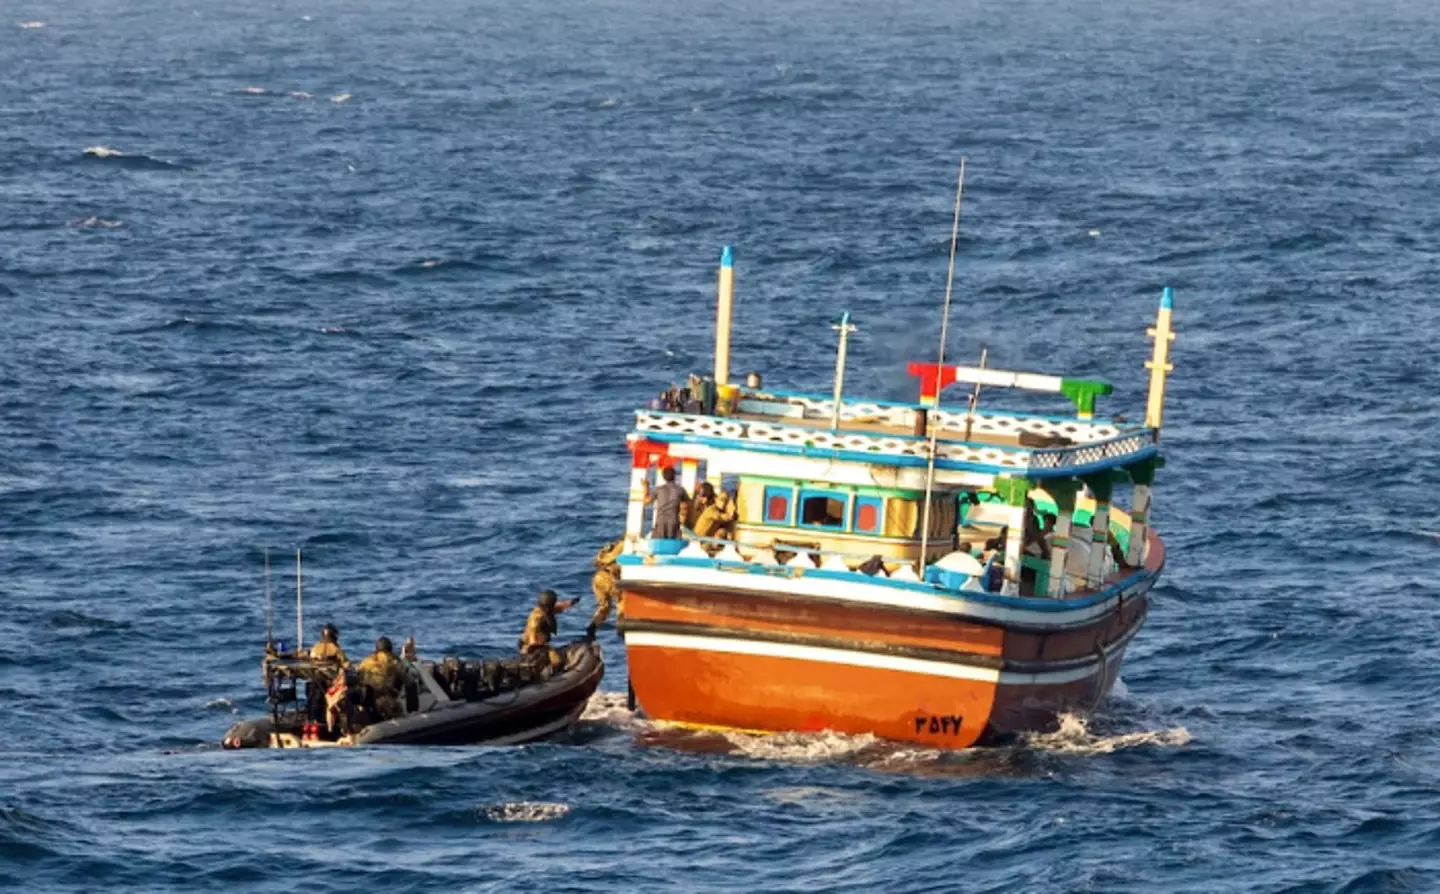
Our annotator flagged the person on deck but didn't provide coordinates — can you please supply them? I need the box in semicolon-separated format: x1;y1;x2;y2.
644;465;687;540
588;540;624;639
310;624;348;664
694;490;737;541
356;636;407;722
686;482;716;530
1023;499;1052;560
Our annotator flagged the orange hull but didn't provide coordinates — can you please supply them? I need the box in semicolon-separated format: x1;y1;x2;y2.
621;531;1160;749
626;643;998;749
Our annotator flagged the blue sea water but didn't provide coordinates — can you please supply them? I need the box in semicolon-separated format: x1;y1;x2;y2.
3;0;1440;890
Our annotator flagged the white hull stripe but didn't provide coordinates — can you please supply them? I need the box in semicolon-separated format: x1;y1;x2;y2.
625;631;1130;687
623;562;1153;628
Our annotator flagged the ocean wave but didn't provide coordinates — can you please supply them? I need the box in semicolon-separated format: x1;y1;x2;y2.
119;316;257;336
49;611;131;632
71;215;121;229
393;258;484;276
0;806;69;862
79;146;181;171
285;269;393;288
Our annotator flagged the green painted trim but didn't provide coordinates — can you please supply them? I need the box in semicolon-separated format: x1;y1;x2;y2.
1110;519;1131;556
991;478;1031;506
1059;378;1113;417
1041;479;1082;512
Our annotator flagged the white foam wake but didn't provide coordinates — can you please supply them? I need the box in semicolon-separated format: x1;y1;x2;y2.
483;801;570;823
721;728;883;763
19;21;45;29
83;145;123;158
1025;713;1191;755
579;691;645;731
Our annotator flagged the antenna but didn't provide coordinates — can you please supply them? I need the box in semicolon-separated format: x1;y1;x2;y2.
918;159;968;574
295;547;304;655
962;345;989;442
264;548;274;647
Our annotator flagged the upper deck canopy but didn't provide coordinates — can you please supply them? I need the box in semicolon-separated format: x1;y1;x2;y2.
632;388;1158;481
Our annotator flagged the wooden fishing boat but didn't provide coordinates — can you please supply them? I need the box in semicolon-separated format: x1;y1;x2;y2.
614;182;1177;749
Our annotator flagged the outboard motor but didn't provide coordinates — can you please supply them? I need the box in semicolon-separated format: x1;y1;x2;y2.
440;656;462;698
460;660;484;700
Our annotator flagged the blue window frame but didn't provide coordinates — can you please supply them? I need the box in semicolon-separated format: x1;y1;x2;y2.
762;486;793;524
797;489;849;530
852;496;884;534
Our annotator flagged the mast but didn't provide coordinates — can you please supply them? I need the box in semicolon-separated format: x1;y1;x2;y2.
830;311;857;431
918;159;967;571
714;246;735;386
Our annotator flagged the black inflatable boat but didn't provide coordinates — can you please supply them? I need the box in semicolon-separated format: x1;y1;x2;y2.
222;640;604;749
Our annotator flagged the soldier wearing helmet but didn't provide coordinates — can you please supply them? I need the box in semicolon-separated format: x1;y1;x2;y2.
356;636;406;721
309;623;348;664
520;589;577;654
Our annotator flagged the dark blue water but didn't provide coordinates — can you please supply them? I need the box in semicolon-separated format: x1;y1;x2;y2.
4;0;1440;890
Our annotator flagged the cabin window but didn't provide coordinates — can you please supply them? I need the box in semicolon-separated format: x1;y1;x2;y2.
762;486;793;524
798;490;848;529
852;496;883;534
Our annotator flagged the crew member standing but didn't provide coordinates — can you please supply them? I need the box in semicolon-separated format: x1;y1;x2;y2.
644;465;687;539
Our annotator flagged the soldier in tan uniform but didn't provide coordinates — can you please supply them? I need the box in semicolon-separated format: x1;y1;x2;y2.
356;636;407;722
587;540;624;638
309;624;348;664
694;492;736;540
520;590;576;672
